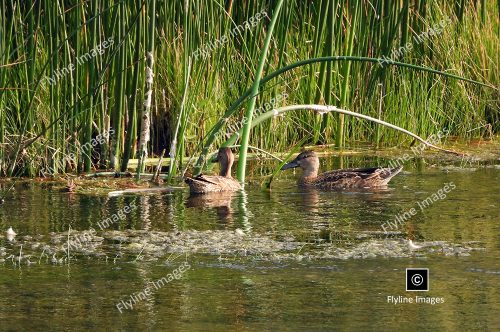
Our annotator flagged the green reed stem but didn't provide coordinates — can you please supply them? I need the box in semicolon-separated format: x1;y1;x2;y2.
236;0;284;183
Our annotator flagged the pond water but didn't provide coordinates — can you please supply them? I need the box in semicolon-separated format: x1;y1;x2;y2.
0;150;498;331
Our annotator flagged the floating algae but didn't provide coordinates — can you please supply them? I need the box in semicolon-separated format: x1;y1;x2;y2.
0;229;486;266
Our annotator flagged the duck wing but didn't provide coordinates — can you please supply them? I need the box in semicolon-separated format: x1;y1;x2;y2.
316;166;402;188
185;174;221;186
361;166;403;185
185;174;241;193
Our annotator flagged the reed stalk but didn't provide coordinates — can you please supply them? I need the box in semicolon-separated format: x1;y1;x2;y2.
121;0;144;172
0;1;496;177
237;0;284;183
226;104;464;156
137;0;156;179
195;55;494;173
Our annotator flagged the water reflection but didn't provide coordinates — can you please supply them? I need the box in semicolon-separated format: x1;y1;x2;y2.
271;186;400;243
237;191;252;232
186;192;236;224
0;153;498;331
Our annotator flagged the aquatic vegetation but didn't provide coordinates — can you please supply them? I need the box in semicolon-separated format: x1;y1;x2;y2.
0;228;485;267
0;1;497;177
237;0;284;182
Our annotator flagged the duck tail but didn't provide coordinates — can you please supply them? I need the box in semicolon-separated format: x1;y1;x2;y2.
380;166;403;184
184;177;203;194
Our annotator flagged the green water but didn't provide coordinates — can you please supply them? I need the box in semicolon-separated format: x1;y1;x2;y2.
0;153;499;331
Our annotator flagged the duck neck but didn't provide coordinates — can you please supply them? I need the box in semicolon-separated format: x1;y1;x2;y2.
219;163;232;177
300;159;320;183
301;168;318;181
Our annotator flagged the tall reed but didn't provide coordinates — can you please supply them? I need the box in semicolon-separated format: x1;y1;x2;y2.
0;0;497;177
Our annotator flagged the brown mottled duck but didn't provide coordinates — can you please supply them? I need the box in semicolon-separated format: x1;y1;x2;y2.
281;150;402;189
185;148;242;194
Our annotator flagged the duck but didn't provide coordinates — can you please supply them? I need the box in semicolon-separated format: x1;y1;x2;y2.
185;147;242;194
281;150;403;189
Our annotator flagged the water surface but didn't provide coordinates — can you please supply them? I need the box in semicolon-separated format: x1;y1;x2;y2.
0;152;498;331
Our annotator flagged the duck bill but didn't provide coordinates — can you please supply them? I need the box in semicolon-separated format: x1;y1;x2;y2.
281;160;299;170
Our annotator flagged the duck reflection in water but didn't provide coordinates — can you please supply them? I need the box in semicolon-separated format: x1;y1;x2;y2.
186;191;236;224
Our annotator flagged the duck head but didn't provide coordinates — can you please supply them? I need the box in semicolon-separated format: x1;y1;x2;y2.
281;150;320;178
214;147;235;177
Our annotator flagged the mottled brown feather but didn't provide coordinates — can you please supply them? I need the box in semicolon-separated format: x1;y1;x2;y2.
185;148;242;194
283;151;402;190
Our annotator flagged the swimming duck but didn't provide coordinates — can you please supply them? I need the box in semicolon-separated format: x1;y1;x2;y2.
185;148;242;194
281;150;402;189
